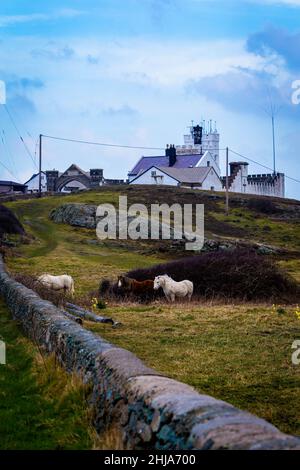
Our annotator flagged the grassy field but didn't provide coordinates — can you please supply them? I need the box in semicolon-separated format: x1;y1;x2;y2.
0;299;93;450
2;187;300;438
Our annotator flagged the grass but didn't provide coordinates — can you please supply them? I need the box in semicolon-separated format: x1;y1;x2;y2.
0;299;92;450
211;206;300;251
87;301;300;436
2;187;300;438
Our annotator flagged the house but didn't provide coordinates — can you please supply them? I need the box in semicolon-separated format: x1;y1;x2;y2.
24;171;47;193
129;122;285;197
130;165;222;191
46;164;104;192
0;180;27;194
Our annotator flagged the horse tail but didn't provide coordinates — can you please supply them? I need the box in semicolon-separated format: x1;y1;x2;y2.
70;277;75;295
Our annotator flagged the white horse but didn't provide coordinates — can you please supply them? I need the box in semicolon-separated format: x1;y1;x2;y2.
37;274;75;296
153;274;193;302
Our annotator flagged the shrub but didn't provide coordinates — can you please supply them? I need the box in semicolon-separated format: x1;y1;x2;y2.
246;198;280;214
0;205;25;238
126;250;300;302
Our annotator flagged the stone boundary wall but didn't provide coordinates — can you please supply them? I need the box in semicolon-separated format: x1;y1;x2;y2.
0;256;299;450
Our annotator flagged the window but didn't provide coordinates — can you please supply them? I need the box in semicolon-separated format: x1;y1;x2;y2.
207;161;210;166
151;170;156;177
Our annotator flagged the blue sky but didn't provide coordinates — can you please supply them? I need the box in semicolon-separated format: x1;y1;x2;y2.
0;0;300;198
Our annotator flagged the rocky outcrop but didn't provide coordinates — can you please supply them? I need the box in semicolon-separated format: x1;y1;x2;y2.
50;203;284;255
0;255;299;450
50;203;97;229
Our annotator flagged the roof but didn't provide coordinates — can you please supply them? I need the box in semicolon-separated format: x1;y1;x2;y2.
130;165;218;184
129;154;202;176
24;171;46;185
158;166;213;183
61;163;89;177
0;180;26;187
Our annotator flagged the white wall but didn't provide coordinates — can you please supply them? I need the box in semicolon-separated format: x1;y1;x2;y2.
196;151;221;177
130;168;179;186
201;168;223;191
26;173;47;193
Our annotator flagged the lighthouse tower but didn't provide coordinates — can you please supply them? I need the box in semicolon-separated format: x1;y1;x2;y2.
176;120;220;169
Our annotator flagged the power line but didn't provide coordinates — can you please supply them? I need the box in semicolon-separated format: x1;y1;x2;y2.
229;148;300;184
1;130;21;182
3;104;38;169
42;134;167;151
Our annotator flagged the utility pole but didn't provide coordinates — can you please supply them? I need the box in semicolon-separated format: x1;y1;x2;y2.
271;114;276;175
38;134;42;197
225;147;229;215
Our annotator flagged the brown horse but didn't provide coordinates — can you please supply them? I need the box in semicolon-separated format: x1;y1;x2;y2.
117;275;154;296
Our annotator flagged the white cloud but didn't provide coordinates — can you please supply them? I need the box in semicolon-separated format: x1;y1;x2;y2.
0;9;85;28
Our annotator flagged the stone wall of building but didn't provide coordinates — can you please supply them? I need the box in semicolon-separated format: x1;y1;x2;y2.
0;255;299;450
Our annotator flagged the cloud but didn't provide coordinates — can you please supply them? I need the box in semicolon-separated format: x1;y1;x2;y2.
101;105;139;118
86;54;100;65
31;45;75;61
247;26;300;71
188;66;296;116
0;9;85;28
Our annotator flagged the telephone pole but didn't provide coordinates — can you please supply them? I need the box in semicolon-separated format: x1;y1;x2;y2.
225;146;229;215
271;113;276;175
38;134;42;197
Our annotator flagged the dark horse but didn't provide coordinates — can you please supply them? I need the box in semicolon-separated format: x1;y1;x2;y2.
117;275;154;299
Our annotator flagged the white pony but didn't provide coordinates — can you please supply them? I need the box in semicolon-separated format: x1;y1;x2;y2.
153;274;193;302
37;274;75;296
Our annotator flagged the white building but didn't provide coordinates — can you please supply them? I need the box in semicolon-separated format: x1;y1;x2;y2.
24;171;47;193
130;165;222;191
128;122;285;198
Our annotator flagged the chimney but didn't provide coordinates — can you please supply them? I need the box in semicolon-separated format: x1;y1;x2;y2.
165;144;177;167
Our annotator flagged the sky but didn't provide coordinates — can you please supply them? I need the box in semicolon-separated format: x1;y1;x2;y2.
0;0;300;199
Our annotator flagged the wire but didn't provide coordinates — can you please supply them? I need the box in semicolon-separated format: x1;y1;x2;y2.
1;130;21;182
0;156;19;181
42;134;166;151
4;104;38;169
229;148;300;184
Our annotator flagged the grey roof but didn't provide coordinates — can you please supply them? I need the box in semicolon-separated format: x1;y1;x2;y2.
0;180;26;186
157;166;213;183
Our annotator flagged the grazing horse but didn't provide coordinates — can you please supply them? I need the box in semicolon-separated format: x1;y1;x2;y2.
37;274;75;296
153;274;193;302
117;275;154;297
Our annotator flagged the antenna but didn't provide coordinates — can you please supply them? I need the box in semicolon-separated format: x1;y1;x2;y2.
261;87;283;175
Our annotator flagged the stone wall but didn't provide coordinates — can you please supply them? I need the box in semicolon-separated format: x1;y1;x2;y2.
0;255;299;450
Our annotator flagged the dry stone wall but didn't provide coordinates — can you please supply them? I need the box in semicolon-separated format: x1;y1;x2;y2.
0;255;299;450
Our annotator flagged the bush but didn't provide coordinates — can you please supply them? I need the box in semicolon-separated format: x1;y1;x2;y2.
246;198;280;214
0;205;25;238
126;250;300;302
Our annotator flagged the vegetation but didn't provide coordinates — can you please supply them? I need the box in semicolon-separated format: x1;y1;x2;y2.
0;299;92;450
0;204;25;238
127;250;299;302
1;187;300;439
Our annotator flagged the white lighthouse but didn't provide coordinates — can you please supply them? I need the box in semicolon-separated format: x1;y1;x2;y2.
176;120;220;169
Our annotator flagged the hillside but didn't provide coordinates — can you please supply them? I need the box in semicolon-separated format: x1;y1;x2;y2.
1;186;300;437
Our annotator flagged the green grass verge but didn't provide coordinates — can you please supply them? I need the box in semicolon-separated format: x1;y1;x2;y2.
0;299;92;450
